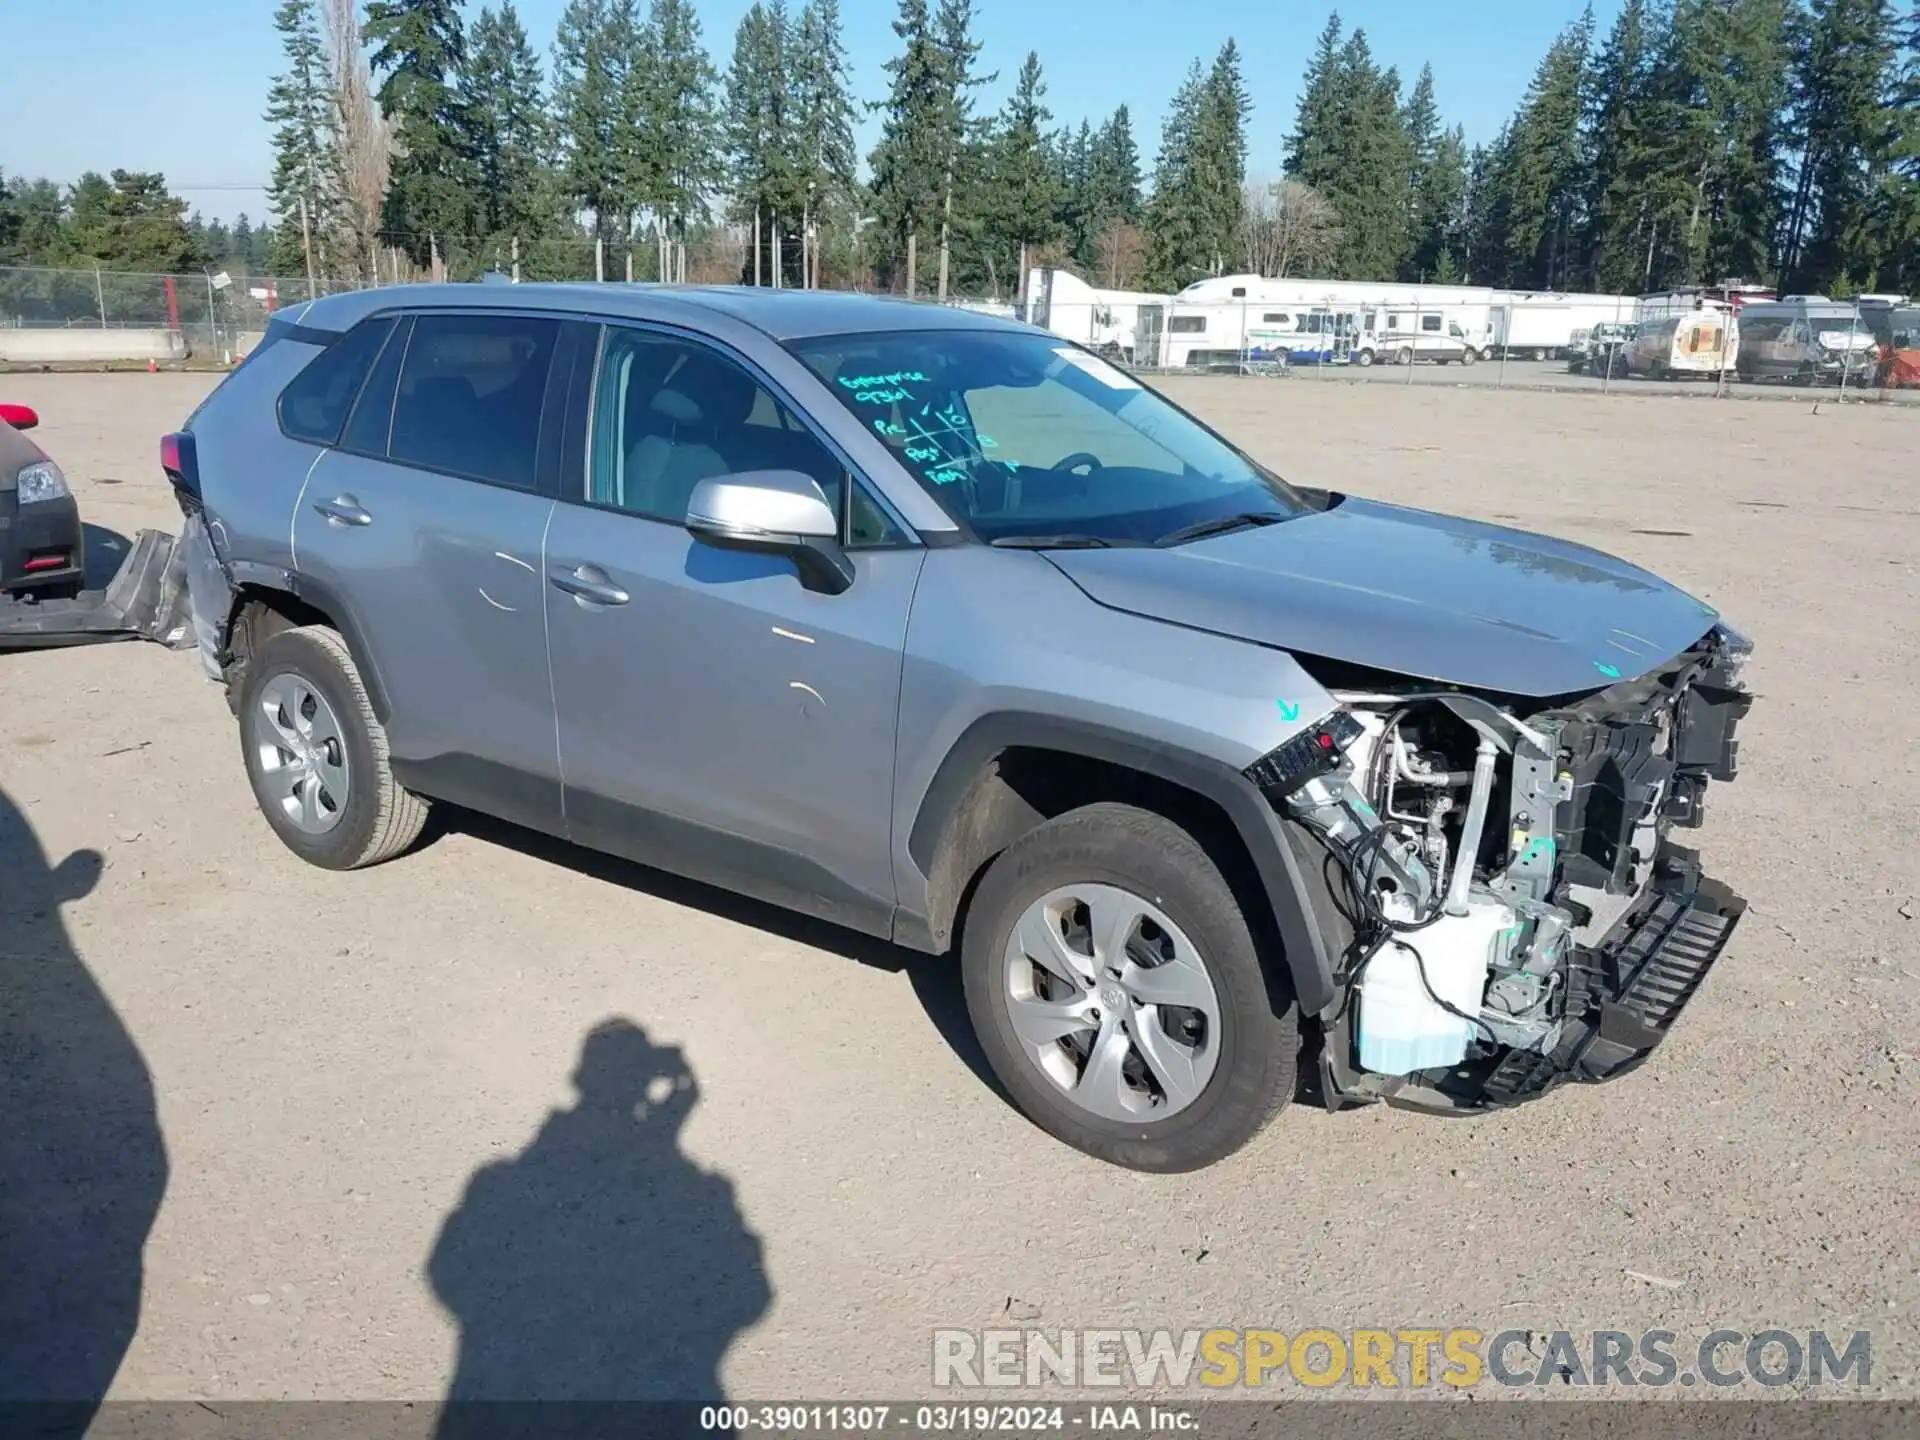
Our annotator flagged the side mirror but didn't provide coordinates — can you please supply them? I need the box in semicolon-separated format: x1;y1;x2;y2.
685;469;853;595
0;403;39;431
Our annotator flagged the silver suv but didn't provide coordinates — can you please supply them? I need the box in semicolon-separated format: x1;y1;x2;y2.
164;284;1753;1171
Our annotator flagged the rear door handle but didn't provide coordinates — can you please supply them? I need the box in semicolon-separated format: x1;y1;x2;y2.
315;494;372;527
549;563;630;607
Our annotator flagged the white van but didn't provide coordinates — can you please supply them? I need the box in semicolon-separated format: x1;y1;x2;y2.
1351;309;1481;367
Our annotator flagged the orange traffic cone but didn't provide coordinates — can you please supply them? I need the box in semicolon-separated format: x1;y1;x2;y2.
147;358;158;374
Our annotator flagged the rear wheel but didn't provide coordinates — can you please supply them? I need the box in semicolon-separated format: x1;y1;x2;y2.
1395;346;1414;366
238;625;429;870
961;803;1296;1172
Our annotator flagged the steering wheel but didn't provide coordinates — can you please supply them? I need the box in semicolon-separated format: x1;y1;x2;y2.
1050;451;1104;475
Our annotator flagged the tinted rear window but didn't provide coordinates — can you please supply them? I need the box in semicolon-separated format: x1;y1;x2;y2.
277;317;398;445
388;313;558;490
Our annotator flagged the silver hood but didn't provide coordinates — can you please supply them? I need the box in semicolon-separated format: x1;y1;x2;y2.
1044;496;1722;698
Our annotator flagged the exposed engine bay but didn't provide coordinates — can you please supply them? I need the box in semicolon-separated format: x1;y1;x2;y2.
1249;624;1754;1112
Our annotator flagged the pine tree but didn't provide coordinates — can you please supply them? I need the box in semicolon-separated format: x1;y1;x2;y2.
263;0;342;277
1144;61;1208;289
1478;12;1591;287
725;1;798;276
791;0;859;278
1579;0;1659;290
1412;125;1470;280
932;0;993;294
1705;0;1792;284
644;0;723;253
1286;11;1346;186
868;0;949;287
1885;1;1920;291
464;3;554;264
364;0;473;268
984;52;1062;294
1323;32;1415;279
1782;0;1902;292
1194;40;1253;275
1398;63;1440;280
553;0;624;238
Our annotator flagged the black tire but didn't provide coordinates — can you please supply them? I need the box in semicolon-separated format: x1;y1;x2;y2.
1355;348;1375;368
1460;347;1478;366
1395;346;1414;366
237;624;429;870
961;803;1297;1172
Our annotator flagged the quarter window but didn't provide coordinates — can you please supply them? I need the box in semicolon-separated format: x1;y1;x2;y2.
1167;316;1206;334
278;316;397;445
388;312;558;491
1421;313;1444;332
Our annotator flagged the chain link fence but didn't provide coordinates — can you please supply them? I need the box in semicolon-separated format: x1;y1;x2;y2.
4;259;1912;404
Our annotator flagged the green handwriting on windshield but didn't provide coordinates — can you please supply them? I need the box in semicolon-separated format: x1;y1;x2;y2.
838;370;929;406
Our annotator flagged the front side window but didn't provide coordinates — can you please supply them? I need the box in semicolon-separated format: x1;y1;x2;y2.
1167;315;1205;334
789;329;1310;546
388;312;557;489
588;328;902;545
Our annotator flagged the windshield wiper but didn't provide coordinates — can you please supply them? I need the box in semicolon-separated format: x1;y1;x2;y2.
989;534;1137;549
1154;511;1288;547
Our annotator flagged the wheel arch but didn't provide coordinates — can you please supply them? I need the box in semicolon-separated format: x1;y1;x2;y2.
222;569;391;723
901;713;1339;1015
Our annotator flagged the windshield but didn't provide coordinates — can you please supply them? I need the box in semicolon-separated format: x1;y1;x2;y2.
787;328;1310;545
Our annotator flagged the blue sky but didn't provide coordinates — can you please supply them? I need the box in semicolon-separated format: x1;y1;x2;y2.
2;0;1610;226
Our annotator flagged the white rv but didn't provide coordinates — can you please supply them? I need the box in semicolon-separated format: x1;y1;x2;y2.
1156;275;1497;369
1023;269;1167;361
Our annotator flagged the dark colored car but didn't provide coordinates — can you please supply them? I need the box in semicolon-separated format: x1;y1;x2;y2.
0;404;85;598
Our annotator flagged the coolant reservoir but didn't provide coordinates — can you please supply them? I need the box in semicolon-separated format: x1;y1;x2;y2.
1357;900;1513;1076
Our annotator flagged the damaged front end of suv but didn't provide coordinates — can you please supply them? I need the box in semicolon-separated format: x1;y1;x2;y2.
1255;626;1753;1114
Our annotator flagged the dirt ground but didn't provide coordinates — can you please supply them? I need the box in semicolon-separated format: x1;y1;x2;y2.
2;371;1916;1403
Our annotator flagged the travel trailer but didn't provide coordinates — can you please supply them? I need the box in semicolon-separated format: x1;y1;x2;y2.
1023;269;1166;360
1623;308;1739;378
1156;275;1495;369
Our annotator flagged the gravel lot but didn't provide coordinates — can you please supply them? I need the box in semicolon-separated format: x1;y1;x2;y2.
2;372;1916;1404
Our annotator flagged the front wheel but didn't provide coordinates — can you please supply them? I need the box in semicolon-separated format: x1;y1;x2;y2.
1355;348;1375;367
1460;346;1478;366
961;803;1297;1172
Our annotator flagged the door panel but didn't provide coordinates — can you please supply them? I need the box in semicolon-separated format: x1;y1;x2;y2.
547;506;923;932
294;451;562;829
287;309;571;833
545;325;924;933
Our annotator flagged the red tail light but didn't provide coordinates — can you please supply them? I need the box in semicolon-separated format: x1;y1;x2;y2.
160;431;202;515
0;403;38;431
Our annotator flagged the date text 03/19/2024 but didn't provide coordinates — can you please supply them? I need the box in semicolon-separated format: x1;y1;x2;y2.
698;1404;1196;1432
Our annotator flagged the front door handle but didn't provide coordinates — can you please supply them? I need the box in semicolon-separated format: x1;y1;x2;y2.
549;563;630;607
315;494;372;527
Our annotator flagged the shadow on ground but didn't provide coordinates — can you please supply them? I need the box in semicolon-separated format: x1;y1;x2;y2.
0;788;168;1425
434;806;997;1092
429;1018;771;1431
82;523;133;589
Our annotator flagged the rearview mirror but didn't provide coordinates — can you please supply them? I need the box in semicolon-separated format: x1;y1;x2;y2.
685;469;853;595
0;403;39;431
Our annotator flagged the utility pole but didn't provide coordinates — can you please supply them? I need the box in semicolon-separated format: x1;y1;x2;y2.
299;194;316;300
772;217;782;290
753;210;762;286
595;234;604;282
906;230;918;298
511;235;520;284
430;231;442;283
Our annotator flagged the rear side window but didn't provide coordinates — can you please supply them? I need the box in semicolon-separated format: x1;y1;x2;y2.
277;317;398;445
389;313;558;490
